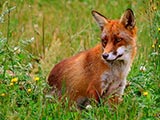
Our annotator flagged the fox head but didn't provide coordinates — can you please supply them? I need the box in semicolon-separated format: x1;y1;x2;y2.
92;9;137;62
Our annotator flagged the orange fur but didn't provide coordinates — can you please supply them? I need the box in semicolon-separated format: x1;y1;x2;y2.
48;9;137;107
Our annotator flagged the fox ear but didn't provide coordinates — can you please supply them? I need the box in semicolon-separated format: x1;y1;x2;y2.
120;9;135;29
92;10;108;30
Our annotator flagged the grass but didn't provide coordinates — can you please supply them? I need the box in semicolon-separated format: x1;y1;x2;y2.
0;0;160;119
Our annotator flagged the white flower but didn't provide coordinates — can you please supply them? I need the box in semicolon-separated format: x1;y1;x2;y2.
31;37;35;41
140;66;146;72
85;105;92;110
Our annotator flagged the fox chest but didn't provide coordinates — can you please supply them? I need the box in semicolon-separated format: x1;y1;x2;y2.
100;69;125;96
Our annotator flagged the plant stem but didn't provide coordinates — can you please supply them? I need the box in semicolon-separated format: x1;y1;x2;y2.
42;14;45;58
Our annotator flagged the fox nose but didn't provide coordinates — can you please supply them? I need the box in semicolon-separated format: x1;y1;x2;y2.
102;53;109;60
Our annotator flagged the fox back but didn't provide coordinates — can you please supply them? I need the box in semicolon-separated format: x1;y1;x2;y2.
48;9;137;107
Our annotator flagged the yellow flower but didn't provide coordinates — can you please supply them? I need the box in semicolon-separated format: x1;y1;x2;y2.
153;6;157;11
158;28;160;32
143;91;148;96
10;82;14;86
1;93;6;97
34;77;40;81
152;44;155;48
11;77;18;83
159;45;160;48
27;88;32;93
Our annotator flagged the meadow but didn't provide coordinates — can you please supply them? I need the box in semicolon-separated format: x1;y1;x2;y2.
0;0;159;119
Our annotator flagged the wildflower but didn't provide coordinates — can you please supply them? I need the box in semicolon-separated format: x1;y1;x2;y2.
1;93;5;97
158;28;160;32
10;82;14;86
34;76;40;81
86;105;92;110
153;6;157;11
152;44;155;48
159;45;160;48
27;88;32;93
143;91;148;96
11;77;18;83
14;47;21;54
31;37;35;41
140;66;146;72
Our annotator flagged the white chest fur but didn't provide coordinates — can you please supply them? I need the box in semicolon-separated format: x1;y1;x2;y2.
100;60;130;96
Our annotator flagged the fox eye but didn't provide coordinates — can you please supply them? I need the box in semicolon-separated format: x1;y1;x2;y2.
115;38;122;43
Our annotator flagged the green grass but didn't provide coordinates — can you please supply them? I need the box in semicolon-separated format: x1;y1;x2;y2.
0;0;160;120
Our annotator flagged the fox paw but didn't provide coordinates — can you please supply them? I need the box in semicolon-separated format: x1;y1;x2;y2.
108;95;123;108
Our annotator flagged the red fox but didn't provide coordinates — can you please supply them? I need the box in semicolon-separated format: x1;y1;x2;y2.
48;9;137;108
